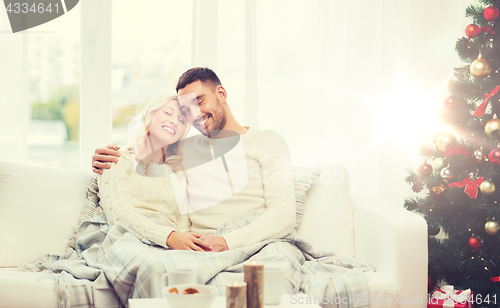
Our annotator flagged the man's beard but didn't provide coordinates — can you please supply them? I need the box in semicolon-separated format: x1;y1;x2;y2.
203;99;227;137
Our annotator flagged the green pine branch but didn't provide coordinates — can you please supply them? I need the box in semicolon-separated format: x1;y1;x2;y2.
467;4;488;26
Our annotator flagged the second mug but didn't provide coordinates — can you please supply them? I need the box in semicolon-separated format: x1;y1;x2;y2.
163;268;197;286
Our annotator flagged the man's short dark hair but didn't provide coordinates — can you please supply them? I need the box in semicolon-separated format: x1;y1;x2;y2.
176;67;222;93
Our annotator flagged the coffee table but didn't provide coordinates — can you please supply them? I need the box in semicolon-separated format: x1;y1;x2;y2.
129;294;321;307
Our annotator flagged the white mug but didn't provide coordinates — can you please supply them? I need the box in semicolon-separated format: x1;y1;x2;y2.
264;266;285;305
161;268;197;288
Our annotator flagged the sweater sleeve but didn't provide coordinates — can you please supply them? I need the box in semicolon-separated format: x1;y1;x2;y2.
222;132;296;249
177;214;191;233
97;153;177;248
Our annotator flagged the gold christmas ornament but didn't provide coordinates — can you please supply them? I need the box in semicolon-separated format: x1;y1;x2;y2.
485;221;500;235
480;180;496;195
470;56;491;79
436;133;457;151
485;116;500;137
432;157;447;173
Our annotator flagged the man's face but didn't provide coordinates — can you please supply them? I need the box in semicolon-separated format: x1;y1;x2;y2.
178;80;227;137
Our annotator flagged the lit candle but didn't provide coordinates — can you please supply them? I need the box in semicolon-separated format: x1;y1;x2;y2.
226;281;247;308
244;260;264;308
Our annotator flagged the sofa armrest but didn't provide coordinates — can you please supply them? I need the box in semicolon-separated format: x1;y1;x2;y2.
351;195;427;307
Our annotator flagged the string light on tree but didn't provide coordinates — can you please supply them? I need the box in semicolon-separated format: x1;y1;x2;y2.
486;32;496;43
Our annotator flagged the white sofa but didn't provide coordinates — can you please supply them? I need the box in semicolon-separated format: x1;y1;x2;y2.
0;162;428;307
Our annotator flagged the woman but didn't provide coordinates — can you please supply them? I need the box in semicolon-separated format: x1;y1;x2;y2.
97;95;210;251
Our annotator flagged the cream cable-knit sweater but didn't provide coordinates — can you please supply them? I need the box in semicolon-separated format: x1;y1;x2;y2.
184;127;296;249
97;151;190;248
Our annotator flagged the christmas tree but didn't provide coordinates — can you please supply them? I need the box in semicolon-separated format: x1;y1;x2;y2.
404;1;500;306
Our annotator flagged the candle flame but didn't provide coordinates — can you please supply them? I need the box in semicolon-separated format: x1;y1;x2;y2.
251;260;256;265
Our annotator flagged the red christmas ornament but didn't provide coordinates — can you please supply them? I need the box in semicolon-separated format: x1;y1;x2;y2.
444;96;459;110
465;24;480;38
484;6;500;22
428;225;440;236
418;162;433;177
428;276;436;293
489;148;500;164
467;236;482;252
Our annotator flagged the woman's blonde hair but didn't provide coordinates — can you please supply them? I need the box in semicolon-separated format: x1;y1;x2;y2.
127;95;190;174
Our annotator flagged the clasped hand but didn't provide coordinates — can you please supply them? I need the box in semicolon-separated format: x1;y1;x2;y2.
167;232;228;252
199;234;229;252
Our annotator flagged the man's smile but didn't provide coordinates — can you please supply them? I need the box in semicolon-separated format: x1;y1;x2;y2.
195;115;210;128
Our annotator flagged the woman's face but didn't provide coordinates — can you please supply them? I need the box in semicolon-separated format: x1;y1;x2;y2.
148;99;187;149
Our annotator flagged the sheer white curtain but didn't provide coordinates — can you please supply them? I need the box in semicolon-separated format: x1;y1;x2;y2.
192;0;474;205
0;16;28;163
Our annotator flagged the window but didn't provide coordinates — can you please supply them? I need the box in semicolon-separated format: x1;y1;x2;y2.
26;6;80;168
111;0;193;148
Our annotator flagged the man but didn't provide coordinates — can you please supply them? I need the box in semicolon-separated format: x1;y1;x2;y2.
92;67;295;252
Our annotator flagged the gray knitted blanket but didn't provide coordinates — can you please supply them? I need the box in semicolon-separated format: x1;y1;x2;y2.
20;212;374;308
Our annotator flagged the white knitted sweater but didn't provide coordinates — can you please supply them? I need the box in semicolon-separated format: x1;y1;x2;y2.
185;127;296;249
97;152;190;248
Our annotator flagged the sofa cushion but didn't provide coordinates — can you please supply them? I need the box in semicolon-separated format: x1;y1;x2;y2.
0;162;95;267
0;268;57;308
67;178;99;252
293;167;321;230
296;165;354;257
